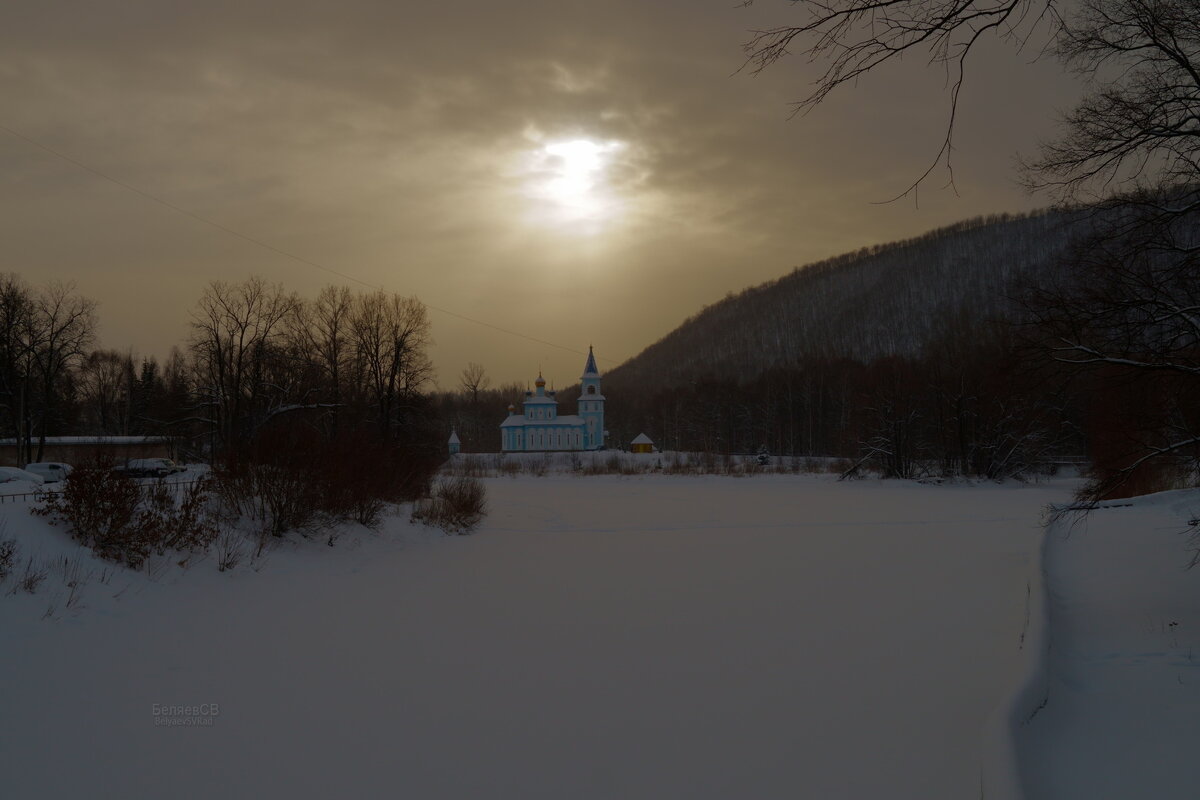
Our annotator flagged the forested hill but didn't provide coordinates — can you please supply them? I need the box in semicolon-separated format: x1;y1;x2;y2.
605;209;1083;393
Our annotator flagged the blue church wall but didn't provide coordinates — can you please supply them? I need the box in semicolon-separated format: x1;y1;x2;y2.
500;347;605;452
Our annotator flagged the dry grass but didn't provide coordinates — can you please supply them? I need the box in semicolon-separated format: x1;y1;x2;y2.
411;476;488;534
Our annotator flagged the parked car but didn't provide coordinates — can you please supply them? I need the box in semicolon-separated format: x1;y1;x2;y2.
0;466;45;485
117;458;183;478
23;462;73;483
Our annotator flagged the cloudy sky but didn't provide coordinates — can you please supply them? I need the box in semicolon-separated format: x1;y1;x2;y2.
0;1;1080;387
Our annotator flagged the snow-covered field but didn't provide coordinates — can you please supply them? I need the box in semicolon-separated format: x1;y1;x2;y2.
8;472;1194;798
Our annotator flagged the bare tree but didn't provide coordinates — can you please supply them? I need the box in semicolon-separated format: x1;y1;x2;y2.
0;275;36;462
459;362;491;400
288;285;354;432
1022;208;1200;498
742;0;1062;198
1023;0;1200;202
28;282;97;461
457;361;491;449
189;277;297;449
78;349;136;435
743;0;1198;203
350;291;434;439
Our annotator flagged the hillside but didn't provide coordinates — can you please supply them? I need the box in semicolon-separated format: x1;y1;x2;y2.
605;210;1086;395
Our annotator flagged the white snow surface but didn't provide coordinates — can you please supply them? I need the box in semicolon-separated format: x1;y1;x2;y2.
0;474;1078;799
1016;489;1200;799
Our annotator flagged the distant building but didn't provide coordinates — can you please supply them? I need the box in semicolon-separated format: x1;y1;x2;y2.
501;347;605;452
448;429;461;455
631;433;654;453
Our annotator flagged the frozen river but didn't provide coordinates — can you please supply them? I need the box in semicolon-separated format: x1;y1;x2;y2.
0;474;1073;799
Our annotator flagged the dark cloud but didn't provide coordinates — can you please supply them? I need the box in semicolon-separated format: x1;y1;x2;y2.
0;1;1080;383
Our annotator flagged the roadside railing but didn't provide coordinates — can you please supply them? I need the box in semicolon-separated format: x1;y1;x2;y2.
0;477;205;504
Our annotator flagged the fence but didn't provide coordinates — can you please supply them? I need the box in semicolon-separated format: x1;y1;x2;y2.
0;478;204;504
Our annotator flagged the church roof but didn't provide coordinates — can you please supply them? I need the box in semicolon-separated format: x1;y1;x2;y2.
522;396;557;405
631;433;654;445
581;346;601;378
448;430;461;444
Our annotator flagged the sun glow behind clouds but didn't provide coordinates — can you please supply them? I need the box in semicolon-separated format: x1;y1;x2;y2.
520;136;626;230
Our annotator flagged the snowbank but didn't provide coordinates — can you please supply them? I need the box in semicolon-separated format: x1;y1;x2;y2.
1014;490;1200;799
982;520;1054;800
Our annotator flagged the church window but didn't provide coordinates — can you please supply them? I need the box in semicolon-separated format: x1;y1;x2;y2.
587;386;596;395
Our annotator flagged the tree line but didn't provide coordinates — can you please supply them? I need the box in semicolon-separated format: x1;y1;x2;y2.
0;274;443;483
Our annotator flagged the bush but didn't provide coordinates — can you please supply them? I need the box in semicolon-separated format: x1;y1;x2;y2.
34;461;218;569
141;478;220;553
35;463;147;566
0;537;17;582
212;424;443;546
411;476;487;534
214;530;244;572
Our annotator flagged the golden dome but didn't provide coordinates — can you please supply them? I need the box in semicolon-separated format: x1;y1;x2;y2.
535;372;546;388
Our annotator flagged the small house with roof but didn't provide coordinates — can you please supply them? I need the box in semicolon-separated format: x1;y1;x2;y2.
501;347;605;452
630;433;654;454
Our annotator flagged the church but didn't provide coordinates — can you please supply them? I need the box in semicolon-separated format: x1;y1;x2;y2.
501;347;605;452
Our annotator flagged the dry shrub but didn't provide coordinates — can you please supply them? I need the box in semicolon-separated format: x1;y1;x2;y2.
524;455;550;477
54;555;92;611
214;530;244;572
322;429;440;525
0;537;16;582
828;457;854;475
444;454;492;478
15;556;47;594
663;453;699;475
34;459;218;569
141;478;219;552
213;424;441;543
35;461;142;563
213;458;319;542
412;476;487;534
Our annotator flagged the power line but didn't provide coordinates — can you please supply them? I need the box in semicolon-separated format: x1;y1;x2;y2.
0;122;618;364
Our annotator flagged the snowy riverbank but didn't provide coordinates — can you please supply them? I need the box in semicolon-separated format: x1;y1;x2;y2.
1014;489;1200;799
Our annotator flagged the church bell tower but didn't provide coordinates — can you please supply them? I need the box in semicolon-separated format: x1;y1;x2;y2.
578;346;605;450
